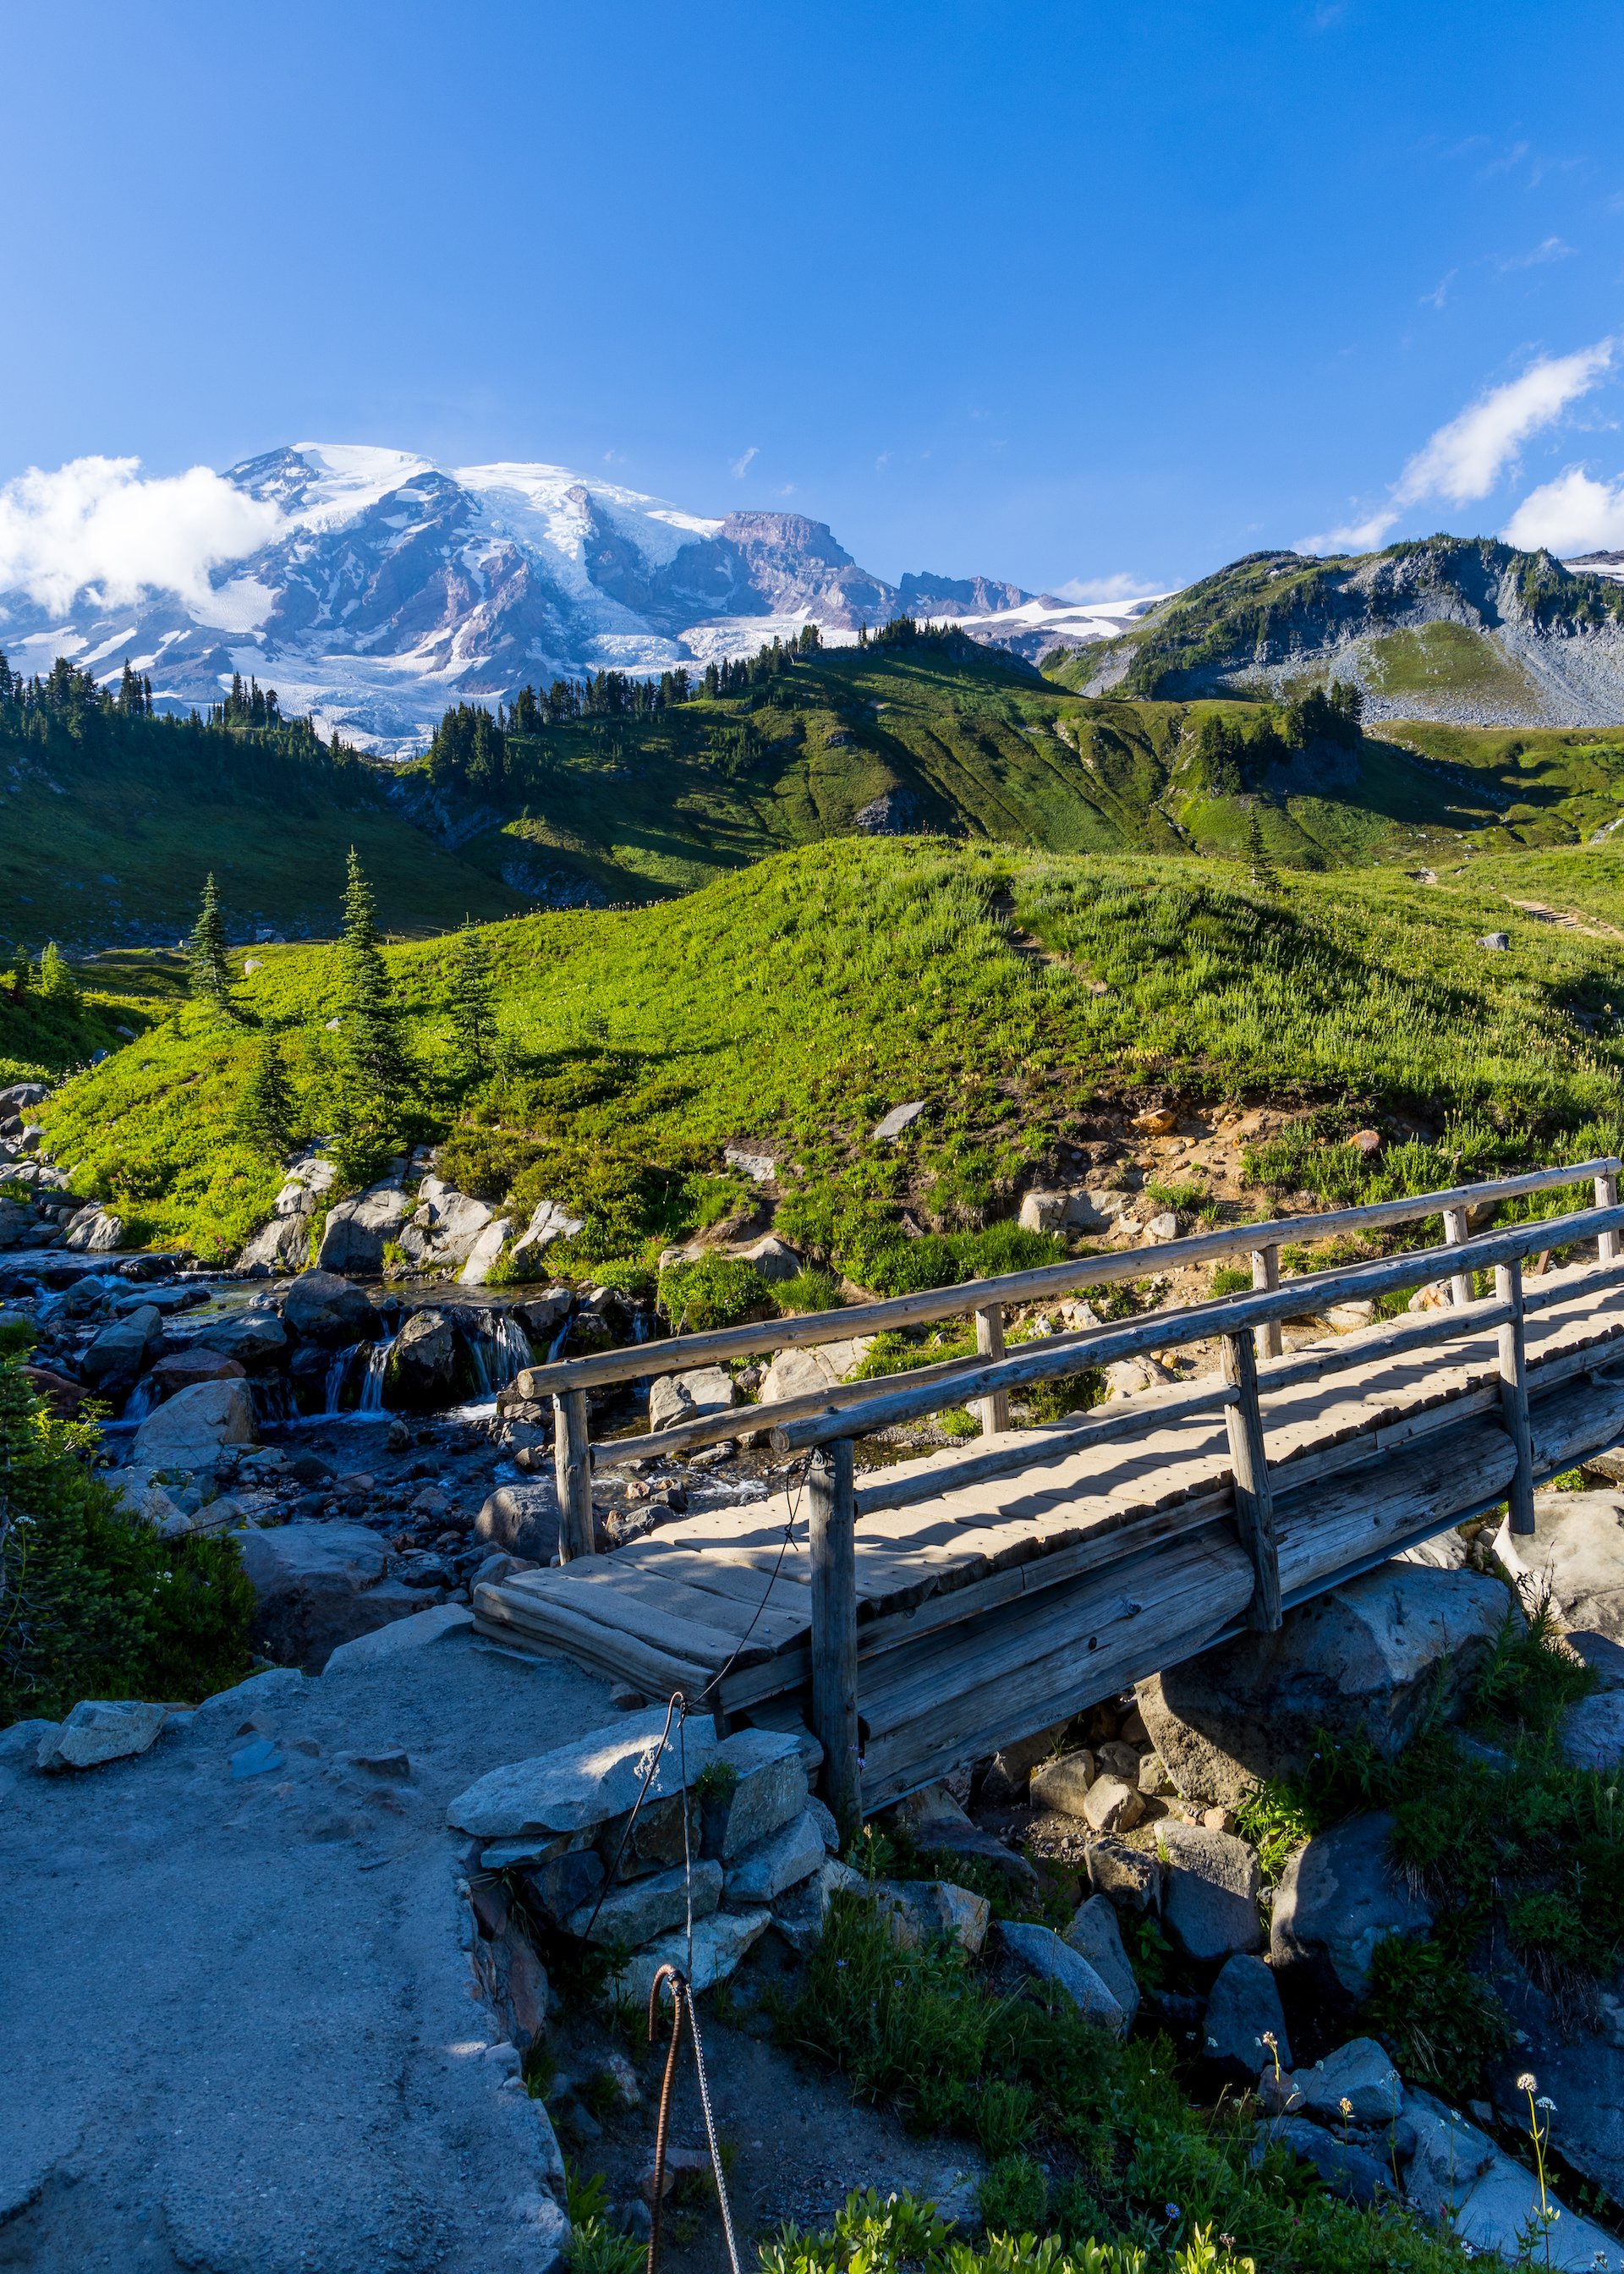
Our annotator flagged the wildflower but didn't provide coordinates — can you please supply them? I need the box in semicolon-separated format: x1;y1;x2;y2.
1339;2097;1353;2117
1165;2204;1180;2222
1517;2072;1538;2093
1536;2095;1556;2113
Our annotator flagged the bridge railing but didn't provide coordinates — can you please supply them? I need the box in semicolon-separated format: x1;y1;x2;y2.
519;1155;1621;1563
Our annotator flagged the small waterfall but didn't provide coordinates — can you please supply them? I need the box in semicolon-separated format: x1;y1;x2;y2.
546;1318;572;1363
123;1376;158;1424
462;1310;532;1396
357;1335;398;1414
322;1342;365;1414
251;1374;298;1427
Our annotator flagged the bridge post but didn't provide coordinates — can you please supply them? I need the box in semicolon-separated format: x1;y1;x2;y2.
1248;1245;1283;1359
1443;1205;1474;1308
1495;1261;1537;1536
809;1437;863;1846
551;1391;595;1563
1598;1170;1621;1264
1221;1331;1282;1631
974;1303;1012;1435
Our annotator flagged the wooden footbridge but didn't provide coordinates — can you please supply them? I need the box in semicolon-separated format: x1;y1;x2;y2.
475;1160;1624;1837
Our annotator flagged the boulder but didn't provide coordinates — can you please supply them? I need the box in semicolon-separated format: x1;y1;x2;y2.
144;1347;246;1398
722;1809;826;1905
1257;2117;1396;2208
1085;1837;1162;1914
315;1181;409;1275
1062;1894;1139;2025
981;1718;1075;1802
1271;1812;1431;2005
649;1365;737;1433
507;1200;586;1277
995;1920;1128;2037
457;1217;513;1286
80;1305;164;1388
63;1206;124;1253
1202;1953;1290;2083
610;1908;772;2006
1029;1749;1095;1815
1495;1491;1624;1642
475;1480;560;1563
230;1521;423;1673
872;1879;990;1956
513;1848;606;1928
388;1309;463;1408
1559;1690;1624;1771
239;1154;336;1272
771;1858;867;1955
189;1310;289;1369
1157;1823;1264;1961
0;1197;43;1250
130;1378;255;1469
1283;2038;1403;2127
735;1235;802;1283
0;1080;47;1110
282;1269;380;1346
19;1365;86;1417
888;1783;1040;1896
1083;1775;1142;1833
0;1717;59;1765
1018;1188;1113;1235
1403;2086;1618;2267
36;1699;169;1772
755;1341;873;1405
1136;1565;1517;1804
399;1177;496;1266
567;1858;722;1947
698;1727;809;1859
323;1602;473;1673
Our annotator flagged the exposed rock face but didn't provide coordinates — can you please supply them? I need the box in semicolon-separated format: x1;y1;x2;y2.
130;1379;255;1469
231;1522;425;1673
238;1152;336;1272
388;1310;463;1408
458;1218;513;1285
398;1176;494;1267
507;1200;586;1277
1271;1812;1432;2006
316;1182;408;1274
1136;1565;1516;1804
282;1269;380;1346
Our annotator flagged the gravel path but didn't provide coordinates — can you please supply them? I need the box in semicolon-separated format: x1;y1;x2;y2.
0;1629;611;2273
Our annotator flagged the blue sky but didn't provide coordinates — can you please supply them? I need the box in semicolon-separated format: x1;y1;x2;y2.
5;0;1624;597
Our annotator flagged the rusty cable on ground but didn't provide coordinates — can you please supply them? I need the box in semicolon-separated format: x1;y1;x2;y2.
645;1964;741;2274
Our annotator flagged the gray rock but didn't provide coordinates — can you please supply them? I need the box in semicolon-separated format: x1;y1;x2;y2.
322;1602;473;1673
1284;2037;1404;2127
1018;1187;1112;1235
981;1718;1074;1802
1084;1774;1142;1833
36;1699;168;1771
1271;1812;1431;2005
568;1858;721;1946
1029;1749;1095;1814
1566;1629;1624;1688
0;1198;43;1250
0;1717;59;1766
996;1920;1128;2037
723;1807;826;1904
475;1480;560;1563
771;1858;866;1954
508;1200;585;1276
387;1309;462;1408
648;1366;737;1433
872;1879;991;1955
698;1728;809;1859
736;1235;801;1283
80;1304;164;1388
1136;1564;1516;1804
805;1795;840;1853
514;1848;606;1927
459;1217;514;1286
872;1101;925;1141
193;1309;290;1369
400;1177;496;1266
1496;1491;1624;1643
1257;2117;1396;2206
1202;1953;1291;2083
231;1521;423;1673
1158;1823;1263;1961
610;1908;772;2005
447;1709;800;1843
1404;2086;1618;2267
1477;931;1511;951
1085;1836;1162;1914
130;1378;255;1469
315;1182;408;1275
1560;1690;1624;1771
282;1269;380;1346
63;1206;125;1253
1062;1894;1139;2025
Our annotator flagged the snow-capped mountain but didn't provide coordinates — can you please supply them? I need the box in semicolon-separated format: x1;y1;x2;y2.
0;442;1129;753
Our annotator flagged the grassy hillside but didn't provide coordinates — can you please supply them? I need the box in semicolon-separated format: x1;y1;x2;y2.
38;836;1624;1268
0;662;528;953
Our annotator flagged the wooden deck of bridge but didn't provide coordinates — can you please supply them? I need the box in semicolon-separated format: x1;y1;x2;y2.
475;1163;1624;1817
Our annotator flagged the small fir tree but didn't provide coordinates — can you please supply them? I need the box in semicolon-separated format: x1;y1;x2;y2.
330;850;411;1173
5;944;30;1000
186;874;233;1012
238;1032;297;1158
38;942;80;1007
447;919;497;1080
1246;809;1279;893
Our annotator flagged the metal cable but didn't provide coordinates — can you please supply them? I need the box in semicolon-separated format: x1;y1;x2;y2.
695;1451;814;1705
576;1690;686;1947
645;1964;742;2274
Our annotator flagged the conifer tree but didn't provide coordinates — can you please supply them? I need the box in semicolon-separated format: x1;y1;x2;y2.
336;848;411;1120
187;875;233;1012
38;942;79;1008
1247;809;1279;893
238;1032;297;1158
5;945;30;1001
447;920;497;1080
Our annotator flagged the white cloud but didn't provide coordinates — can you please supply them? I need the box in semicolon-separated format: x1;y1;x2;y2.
1055;573;1162;601
1299;338;1616;552
729;446;758;479
1502;464;1624;553
0;454;283;617
1498;235;1577;271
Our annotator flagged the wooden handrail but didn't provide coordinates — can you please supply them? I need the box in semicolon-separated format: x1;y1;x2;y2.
766;1202;1624;1452
517;1156;1620;1398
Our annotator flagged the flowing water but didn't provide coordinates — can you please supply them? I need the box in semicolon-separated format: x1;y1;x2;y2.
357;1335;398;1413
462;1310;532;1396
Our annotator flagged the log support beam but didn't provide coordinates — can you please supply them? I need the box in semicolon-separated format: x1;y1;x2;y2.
808;1438;862;1847
1222;1329;1282;1631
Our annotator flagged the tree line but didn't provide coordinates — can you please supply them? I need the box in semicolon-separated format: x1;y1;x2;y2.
1193;682;1364;795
